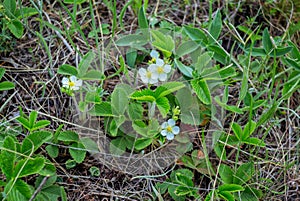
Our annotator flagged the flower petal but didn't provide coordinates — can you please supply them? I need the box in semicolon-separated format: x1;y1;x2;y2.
172;126;180;135
166;133;174;140
75;79;83;87
163;64;171;73
161;130;167;136
161;122;168;129
156;59;164;66
167;119;176;126
149;78;158;84
150;50;159;59
158;73;167;81
148;64;157;72
70;76;77;82
138;68;147;76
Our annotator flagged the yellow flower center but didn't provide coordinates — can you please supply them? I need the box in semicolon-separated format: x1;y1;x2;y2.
69;81;75;87
149;58;156;63
157;66;164;74
166;126;173;132
146;71;152;78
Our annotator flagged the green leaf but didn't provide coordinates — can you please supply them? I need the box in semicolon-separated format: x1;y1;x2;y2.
218;191;235;201
0;81;15;91
134;138;153;151
13;157;45;178
7;20;24;38
155;81;185;99
208;9;222;42
207;45;229;64
39;159;56;176
69;142;86;163
219;164;234;184
131;89;156;102
250;48;267;57
89;102;113;116
239;70;248;101
257;102;278;127
0;68;5;79
63;0;86;4
57;131;79;142
284;57;300;71
110;137;127;155
218;184;244;192
231;123;243;140
57;64;78;76
5;179;32;200
151;30;175;58
156;97;170;118
176;41;200;58
0;136;16;179
29;111;38;128
32;120;50;131
15;7;38;19
214;96;243;114
269;46;292;57
115;34;149;47
194;52;213;74
175;186;194;196
21;131;53;155
78;51;95;77
183;26;208;45
126;49;137;68
138;7;148;29
233;162;255;185
128;102;144;120
174;59;193;78
81;137;99;153
16;116;30;130
244;137;266;147
176;88;201;125
262;28;273;53
89;166;100;176
3;0;16;17
242;120;256;140
79;70;103;80
46;145;59;158
191;79;212;105
111;84;131;115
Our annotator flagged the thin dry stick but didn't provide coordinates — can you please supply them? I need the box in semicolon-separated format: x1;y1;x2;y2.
29;176;50;201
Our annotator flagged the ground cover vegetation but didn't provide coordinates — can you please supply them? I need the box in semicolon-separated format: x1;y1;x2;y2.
0;0;299;200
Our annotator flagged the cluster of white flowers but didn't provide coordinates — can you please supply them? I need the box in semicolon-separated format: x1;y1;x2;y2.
161;119;180;140
138;50;171;84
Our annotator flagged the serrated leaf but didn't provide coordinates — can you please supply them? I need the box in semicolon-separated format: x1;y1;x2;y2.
78;51;95;77
219;164;234;184
7;20;24;38
81;137;99;153
262;28;273;53
16;116;30;130
115;34;148;47
0;136;16;179
176;40;200;58
46;145;59;158
233;162;255;185
21;131;53;155
89;102;113;116
231;122;243;140
183;26;208;45
29;111;38;128
128;102;144;120
208;9;222;42
155;81;185;99
3;0;16;18
156;97;170;118
174;59;193;78
134;138;152;151
244;137;266;147
69;142;86;163
242;120;256;140
207;45;229;64
32;120;50;131
194;52;213;74
0;81;15;91
15;7;38;19
218;191;235;201
110;137;127;155
5;179;32;200
218;184;244;192
57;64;78;76
138;7;148;29
151;30;174;57
111;85;130;115
13;157;45;178
0;68;5;79
191;79;211;105
57;131;79;142
80;70;103;80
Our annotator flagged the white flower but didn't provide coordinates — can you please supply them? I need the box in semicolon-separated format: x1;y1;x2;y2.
148;59;171;82
62;75;82;90
138;68;158;84
150;50;160;61
161;119;180;140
